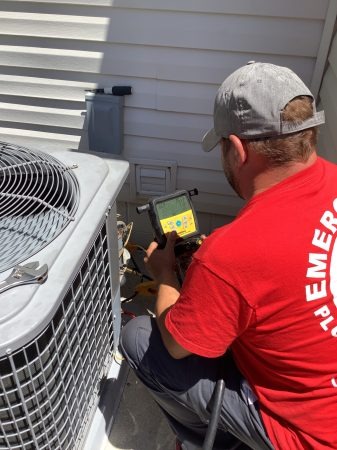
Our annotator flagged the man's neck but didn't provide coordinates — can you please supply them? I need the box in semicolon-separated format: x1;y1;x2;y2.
247;152;318;200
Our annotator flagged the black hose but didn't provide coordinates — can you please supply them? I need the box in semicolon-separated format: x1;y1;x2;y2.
202;378;225;450
130;253;152;281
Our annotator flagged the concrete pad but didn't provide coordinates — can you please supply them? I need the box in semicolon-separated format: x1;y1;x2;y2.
106;370;175;450
106;247;175;450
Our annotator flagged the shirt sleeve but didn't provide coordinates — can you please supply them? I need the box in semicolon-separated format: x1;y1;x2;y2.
165;258;255;358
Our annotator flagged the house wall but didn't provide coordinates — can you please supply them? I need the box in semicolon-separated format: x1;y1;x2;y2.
318;29;337;163
0;0;336;244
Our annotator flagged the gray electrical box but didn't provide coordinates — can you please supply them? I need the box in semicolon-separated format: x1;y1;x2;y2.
85;92;124;155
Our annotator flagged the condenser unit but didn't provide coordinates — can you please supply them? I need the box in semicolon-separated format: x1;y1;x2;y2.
0;142;129;450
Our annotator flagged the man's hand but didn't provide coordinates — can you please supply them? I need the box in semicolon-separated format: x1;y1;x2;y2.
144;232;191;359
144;231;178;284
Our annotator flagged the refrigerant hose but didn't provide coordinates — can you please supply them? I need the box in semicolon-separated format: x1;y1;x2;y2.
202;378;225;450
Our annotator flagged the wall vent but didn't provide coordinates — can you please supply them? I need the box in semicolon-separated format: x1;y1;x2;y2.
130;159;177;198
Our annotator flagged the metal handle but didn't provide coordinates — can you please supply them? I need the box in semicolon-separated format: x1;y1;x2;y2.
136;204;150;214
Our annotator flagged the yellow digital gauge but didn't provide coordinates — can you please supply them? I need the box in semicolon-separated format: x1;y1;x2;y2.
136;189;200;248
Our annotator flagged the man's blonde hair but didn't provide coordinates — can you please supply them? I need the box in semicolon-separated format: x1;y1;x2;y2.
246;96;318;166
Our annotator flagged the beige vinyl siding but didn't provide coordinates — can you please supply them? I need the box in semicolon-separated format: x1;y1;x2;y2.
318;33;337;163
0;0;336;229
3;0;330;19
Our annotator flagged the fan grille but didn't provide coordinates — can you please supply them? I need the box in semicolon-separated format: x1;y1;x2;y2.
0;142;80;273
0;221;114;449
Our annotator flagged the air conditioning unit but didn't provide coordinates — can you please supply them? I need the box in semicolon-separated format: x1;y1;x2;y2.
0;142;129;450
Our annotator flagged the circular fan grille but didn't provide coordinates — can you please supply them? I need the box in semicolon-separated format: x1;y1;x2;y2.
0;141;80;273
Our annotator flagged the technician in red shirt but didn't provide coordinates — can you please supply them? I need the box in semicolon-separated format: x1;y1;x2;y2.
121;62;337;449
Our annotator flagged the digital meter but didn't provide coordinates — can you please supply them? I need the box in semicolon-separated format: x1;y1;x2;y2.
136;189;200;248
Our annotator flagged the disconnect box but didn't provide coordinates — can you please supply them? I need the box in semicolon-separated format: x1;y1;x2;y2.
85;87;131;155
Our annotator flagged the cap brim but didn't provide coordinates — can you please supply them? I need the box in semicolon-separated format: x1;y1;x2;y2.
202;128;221;152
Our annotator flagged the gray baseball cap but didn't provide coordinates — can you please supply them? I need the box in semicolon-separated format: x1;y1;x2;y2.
202;61;325;152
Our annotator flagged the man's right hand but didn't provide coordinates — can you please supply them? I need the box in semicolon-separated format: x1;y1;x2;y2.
144;231;178;284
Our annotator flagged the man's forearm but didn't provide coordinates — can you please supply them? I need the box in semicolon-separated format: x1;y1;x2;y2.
144;233;191;359
154;270;180;317
154;271;191;359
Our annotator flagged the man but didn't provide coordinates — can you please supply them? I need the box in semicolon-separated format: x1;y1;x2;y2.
120;62;337;449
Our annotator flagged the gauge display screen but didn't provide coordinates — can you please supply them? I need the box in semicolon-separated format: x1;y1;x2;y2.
156;194;197;237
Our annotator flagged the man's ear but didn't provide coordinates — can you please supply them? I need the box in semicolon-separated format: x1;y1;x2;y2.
229;134;247;166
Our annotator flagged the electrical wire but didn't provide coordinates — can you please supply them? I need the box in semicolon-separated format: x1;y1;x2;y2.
123;221;133;247
127;242;147;254
124;266;153;281
129;253;153;281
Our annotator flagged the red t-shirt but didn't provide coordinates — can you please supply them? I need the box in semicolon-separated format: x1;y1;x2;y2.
166;157;337;449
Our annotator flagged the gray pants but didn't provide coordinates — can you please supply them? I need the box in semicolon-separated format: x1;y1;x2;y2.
120;315;274;450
